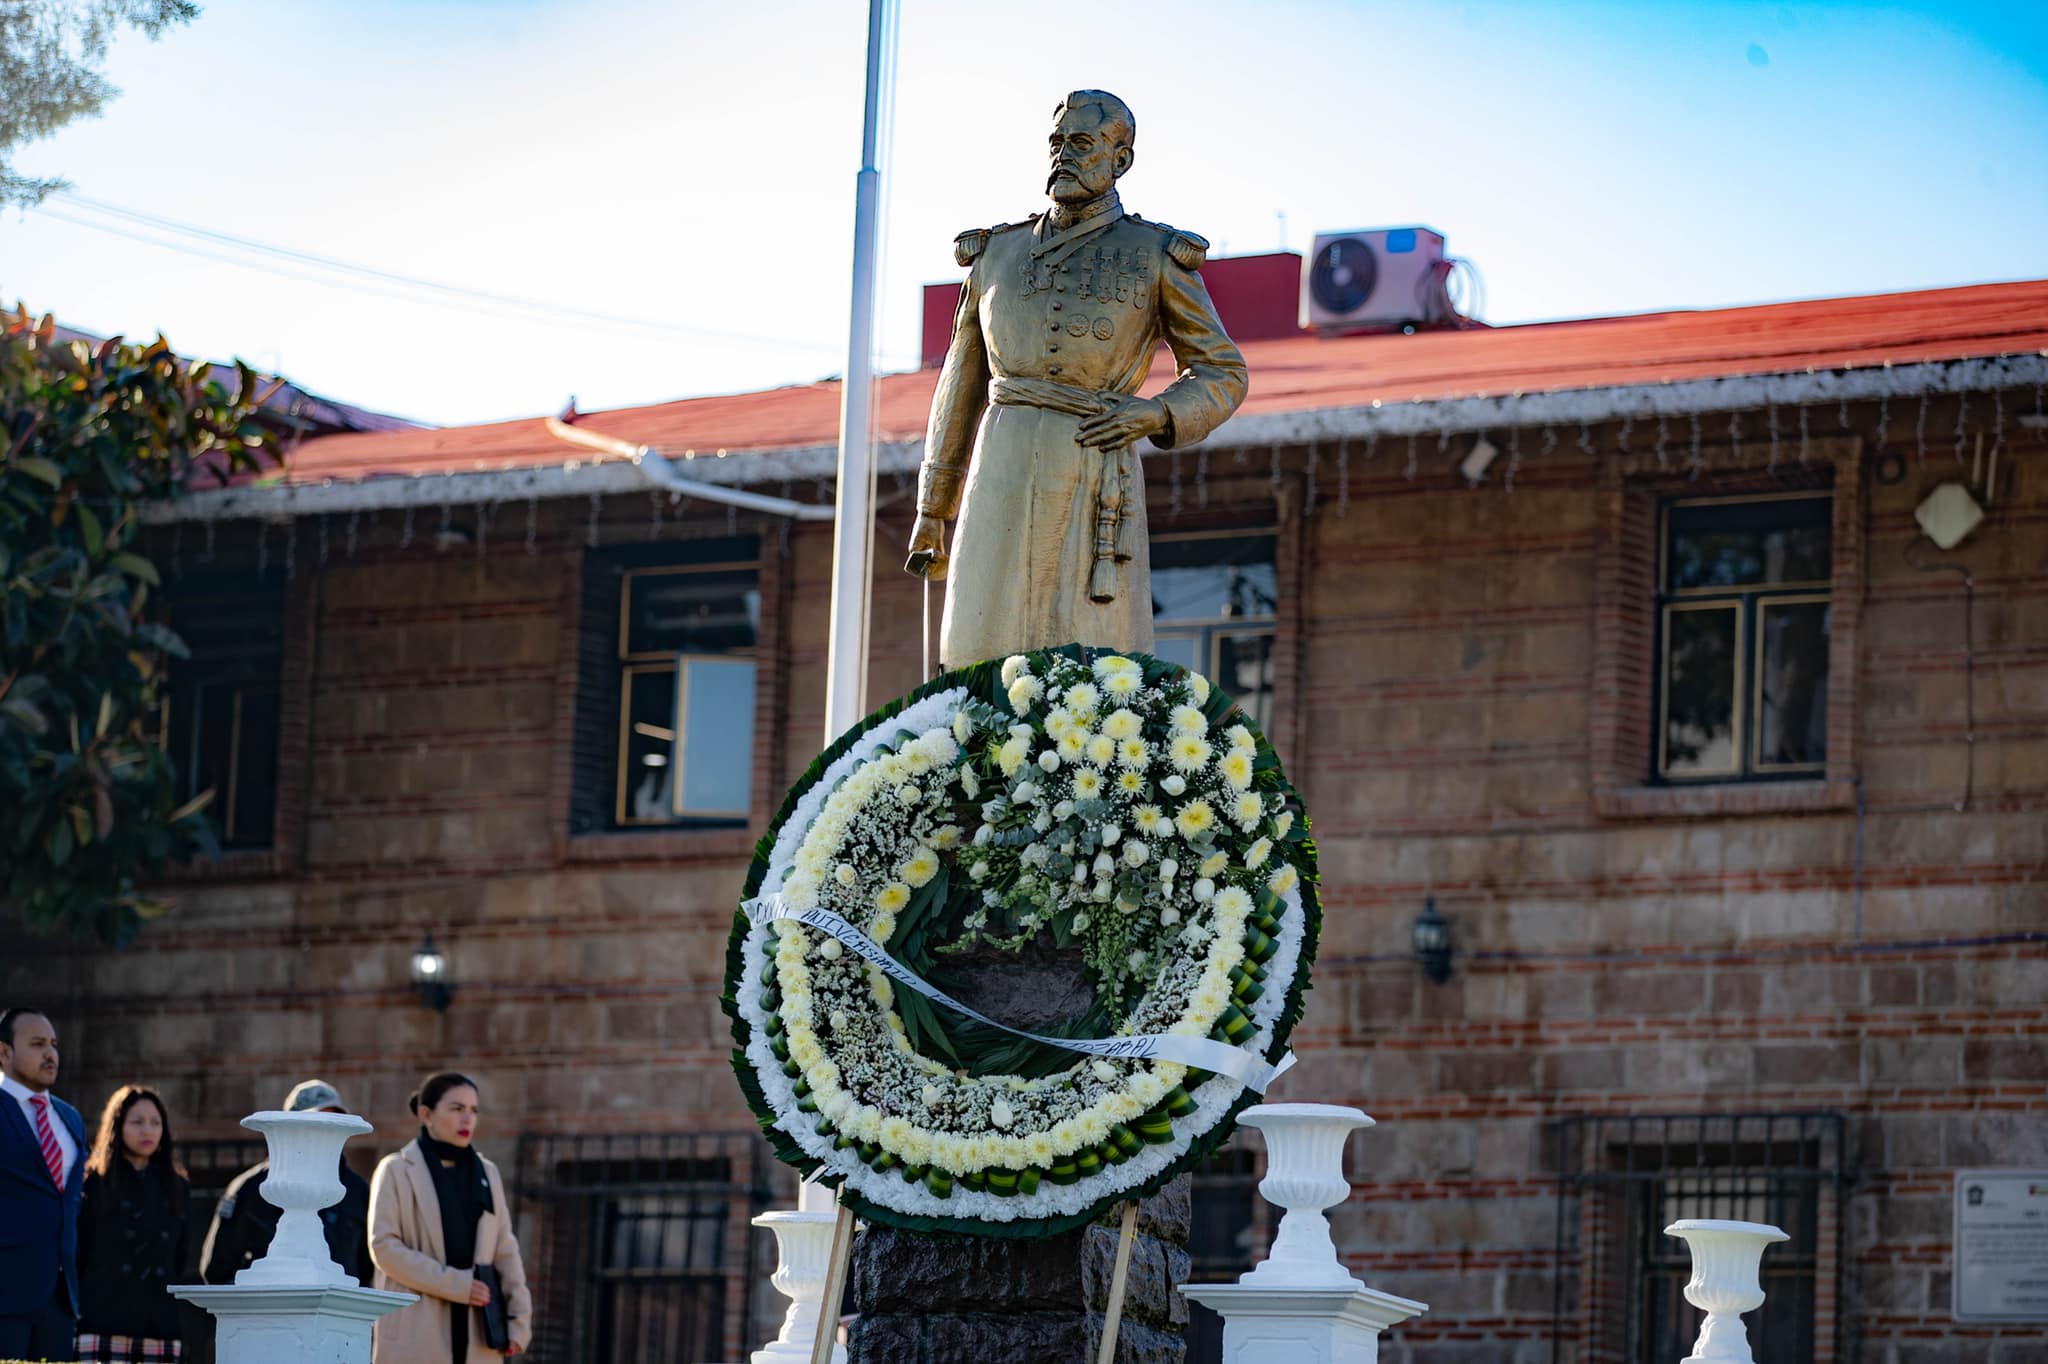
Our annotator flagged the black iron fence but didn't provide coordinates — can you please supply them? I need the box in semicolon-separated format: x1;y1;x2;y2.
1551;1112;1852;1364
511;1129;790;1364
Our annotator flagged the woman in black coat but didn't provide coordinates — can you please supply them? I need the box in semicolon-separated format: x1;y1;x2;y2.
76;1085;191;1362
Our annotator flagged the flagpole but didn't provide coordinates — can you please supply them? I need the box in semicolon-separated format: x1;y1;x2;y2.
809;0;895;1224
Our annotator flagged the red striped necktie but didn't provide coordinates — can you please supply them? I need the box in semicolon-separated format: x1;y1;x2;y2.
29;1095;64;1188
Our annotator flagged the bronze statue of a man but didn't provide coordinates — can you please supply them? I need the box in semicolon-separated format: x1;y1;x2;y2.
906;90;1249;666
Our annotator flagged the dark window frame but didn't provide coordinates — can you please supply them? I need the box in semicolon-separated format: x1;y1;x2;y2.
1652;492;1834;785
1150;527;1281;736
569;537;763;837
160;571;289;849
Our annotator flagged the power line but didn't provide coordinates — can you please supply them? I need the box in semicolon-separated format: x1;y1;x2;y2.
34;192;869;356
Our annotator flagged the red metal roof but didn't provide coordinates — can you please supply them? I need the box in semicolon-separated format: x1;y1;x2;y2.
280;278;2048;486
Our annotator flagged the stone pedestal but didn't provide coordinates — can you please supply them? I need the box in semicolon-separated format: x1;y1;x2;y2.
172;1285;417;1364
848;1177;1191;1364
1177;1283;1427;1363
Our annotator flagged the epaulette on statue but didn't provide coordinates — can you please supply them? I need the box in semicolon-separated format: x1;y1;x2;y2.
953;220;1031;267
1131;215;1210;270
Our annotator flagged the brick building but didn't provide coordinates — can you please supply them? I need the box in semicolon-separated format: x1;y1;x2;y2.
6;266;2046;1363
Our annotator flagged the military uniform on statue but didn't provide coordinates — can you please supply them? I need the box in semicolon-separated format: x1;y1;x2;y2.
908;89;1247;668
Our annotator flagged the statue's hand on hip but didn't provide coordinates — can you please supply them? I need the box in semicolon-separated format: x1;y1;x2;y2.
906;512;951;580
1076;395;1167;450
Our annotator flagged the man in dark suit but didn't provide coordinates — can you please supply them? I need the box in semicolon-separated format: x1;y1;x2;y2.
0;1007;86;1361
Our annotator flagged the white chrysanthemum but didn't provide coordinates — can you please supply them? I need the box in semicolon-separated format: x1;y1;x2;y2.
1133;804;1165;834
1116;737;1149;768
1170;704;1208;735
1093;654;1139;679
1007;674;1043;711
1045;707;1077;740
1071;767;1105;801
1199;851;1228;878
1064;681;1100;716
1225;723;1255;752
1170;734;1214;773
902;848;940;887
953;711;973;744
1233;791;1264;828
928;825;963;850
1057;729;1088;761
1189;673;1210;703
875;881;911;914
1274;809;1294;838
1218;748;1254;790
1101;707;1142;741
1087;733;1117;766
960;766;981;799
1244;837;1273;870
1001;655;1029;687
870;913;897;941
1116;769;1143;794
1174;799;1216;839
1268;864;1300;896
1214;885;1253;917
996;738;1027;776
1103;670;1141;698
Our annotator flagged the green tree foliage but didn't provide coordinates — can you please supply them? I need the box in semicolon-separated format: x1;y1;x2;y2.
1;1;198;208
1;305;271;943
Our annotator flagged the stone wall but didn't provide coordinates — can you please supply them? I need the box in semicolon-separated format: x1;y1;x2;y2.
6;398;2043;1361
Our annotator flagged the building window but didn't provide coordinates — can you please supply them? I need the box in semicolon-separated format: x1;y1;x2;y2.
513;1132;784;1364
571;539;760;834
1656;495;1831;782
1151;531;1278;732
160;574;286;848
1552;1113;1845;1364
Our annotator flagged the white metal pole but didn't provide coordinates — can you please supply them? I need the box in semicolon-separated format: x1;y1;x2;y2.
822;0;894;748
806;0;895;1222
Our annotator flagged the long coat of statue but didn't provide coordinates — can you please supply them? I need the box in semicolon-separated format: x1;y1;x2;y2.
916;191;1249;667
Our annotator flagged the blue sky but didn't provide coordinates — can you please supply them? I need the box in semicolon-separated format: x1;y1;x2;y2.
2;0;2043;426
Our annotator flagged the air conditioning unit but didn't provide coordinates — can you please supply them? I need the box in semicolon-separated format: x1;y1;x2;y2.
1301;226;1451;332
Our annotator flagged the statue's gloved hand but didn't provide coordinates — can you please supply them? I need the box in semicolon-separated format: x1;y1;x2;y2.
1075;395;1168;450
906;512;951;580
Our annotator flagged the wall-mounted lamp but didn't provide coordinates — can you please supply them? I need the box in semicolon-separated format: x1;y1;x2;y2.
1412;897;1454;984
410;934;454;1012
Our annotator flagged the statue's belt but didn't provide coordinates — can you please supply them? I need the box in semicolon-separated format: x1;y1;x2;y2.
745;895;1294;1094
988;375;1123;418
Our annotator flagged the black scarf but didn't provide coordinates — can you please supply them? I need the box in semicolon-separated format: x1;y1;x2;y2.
416;1129;492;1271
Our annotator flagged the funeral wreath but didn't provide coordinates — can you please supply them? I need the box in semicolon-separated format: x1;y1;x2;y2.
724;644;1319;1236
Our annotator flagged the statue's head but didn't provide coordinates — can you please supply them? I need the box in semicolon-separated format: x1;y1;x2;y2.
1047;90;1135;204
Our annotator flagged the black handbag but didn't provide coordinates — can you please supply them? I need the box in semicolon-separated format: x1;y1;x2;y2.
474;1263;511;1351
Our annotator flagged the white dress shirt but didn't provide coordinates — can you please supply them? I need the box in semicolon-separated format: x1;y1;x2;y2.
1;1073;78;1187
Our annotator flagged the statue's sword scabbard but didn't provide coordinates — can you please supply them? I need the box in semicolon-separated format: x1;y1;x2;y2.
1088;441;1124;604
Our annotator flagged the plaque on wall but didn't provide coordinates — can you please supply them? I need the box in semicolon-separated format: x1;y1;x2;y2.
1954;1170;2048;1321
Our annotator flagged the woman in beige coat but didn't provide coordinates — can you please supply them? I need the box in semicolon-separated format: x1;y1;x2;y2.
369;1073;533;1362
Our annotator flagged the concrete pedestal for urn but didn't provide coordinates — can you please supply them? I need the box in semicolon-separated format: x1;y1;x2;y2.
172;1111;413;1364
1177;1105;1427;1364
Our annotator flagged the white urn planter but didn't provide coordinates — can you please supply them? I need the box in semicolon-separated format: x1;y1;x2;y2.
751;1209;847;1363
1664;1219;1789;1364
1237;1103;1374;1289
1179;1104;1427;1363
173;1110;414;1364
